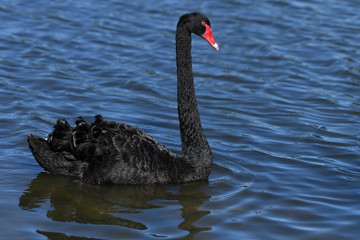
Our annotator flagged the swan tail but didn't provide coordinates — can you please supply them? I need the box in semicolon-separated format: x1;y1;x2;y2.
28;134;87;177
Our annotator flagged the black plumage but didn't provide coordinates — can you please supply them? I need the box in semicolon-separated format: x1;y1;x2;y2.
28;12;218;184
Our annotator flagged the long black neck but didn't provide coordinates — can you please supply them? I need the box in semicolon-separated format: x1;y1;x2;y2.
175;22;212;165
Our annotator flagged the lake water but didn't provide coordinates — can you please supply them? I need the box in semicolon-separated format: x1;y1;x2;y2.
1;0;360;239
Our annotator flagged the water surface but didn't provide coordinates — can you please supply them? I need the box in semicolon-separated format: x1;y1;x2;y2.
1;0;360;239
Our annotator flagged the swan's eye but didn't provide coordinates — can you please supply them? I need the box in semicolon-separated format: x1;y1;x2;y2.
201;21;207;26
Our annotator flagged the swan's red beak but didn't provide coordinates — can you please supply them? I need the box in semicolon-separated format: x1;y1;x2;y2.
202;22;219;51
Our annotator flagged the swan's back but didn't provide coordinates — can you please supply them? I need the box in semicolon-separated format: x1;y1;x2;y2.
28;115;195;184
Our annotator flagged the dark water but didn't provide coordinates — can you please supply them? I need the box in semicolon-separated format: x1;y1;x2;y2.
1;0;360;239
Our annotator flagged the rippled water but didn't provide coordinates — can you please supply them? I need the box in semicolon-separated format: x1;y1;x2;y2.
1;0;360;239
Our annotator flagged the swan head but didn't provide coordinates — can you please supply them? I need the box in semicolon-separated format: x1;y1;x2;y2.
179;12;219;51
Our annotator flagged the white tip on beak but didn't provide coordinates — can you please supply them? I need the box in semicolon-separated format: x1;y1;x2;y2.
212;42;219;51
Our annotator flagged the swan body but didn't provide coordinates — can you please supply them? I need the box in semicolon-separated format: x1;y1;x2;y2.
28;12;219;184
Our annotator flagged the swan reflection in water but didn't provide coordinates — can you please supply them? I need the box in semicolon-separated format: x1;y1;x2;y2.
19;172;211;239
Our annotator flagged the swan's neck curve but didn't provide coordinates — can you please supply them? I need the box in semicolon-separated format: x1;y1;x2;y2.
175;23;212;169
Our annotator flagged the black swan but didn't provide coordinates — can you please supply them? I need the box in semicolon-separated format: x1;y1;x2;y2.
28;12;219;184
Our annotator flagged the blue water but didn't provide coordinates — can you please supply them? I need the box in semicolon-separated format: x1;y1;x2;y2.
1;0;360;239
